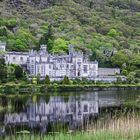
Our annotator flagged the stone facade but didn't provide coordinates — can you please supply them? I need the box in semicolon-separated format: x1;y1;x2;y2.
0;43;98;79
5;51;29;65
27;45;98;78
98;68;120;76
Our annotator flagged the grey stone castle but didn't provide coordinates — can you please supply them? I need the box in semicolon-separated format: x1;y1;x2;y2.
0;42;125;82
1;43;98;79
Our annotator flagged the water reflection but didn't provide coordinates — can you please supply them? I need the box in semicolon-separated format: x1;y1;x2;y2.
0;89;140;136
4;93;98;128
3;92;123;132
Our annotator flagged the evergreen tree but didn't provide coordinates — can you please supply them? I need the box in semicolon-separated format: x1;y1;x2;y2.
45;75;50;85
14;65;23;79
0;58;7;82
39;24;54;52
37;73;41;84
62;75;70;85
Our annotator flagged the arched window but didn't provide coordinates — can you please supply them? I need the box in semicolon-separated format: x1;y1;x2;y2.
20;57;23;61
13;57;16;61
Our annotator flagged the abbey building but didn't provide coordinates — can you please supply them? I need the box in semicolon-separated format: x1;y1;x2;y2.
0;43;98;79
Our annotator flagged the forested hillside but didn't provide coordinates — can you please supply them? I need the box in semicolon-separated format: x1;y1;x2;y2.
0;0;140;74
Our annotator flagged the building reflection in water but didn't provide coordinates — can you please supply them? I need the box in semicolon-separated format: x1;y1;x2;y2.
4;93;99;130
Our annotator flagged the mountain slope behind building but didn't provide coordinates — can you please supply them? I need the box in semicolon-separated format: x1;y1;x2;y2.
0;0;140;69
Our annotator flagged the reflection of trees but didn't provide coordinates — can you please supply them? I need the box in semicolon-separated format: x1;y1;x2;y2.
0;96;8;107
10;96;26;112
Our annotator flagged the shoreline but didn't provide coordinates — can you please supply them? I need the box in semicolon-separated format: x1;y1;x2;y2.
0;84;140;94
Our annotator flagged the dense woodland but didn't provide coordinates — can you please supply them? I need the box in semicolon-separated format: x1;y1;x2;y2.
0;0;140;83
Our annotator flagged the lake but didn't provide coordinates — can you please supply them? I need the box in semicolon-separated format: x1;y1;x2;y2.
0;89;140;135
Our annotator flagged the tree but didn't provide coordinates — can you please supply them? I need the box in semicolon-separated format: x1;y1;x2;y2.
52;38;68;54
39;24;54;52
116;76;122;84
6;65;15;81
62;76;70;85
0;58;7;82
130;54;140;69
45;75;50;85
14;65;23;79
111;51;129;68
0;26;7;36
121;69;128;76
37;73;41;84
127;72;135;83
107;29;119;37
135;70;140;78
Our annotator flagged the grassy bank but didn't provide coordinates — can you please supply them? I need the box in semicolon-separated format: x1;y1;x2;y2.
4;131;140;140
0;83;140;94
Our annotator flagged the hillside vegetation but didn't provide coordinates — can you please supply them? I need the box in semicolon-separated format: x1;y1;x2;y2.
0;0;140;75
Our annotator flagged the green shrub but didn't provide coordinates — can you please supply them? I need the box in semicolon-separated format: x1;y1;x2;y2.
32;77;37;84
135;70;140;78
134;78;140;84
122;69;128;76
116;76;122;84
53;83;58;87
14;65;24;79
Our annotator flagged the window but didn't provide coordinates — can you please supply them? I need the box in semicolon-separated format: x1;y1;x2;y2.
78;101;81;108
66;106;69;113
61;64;64;68
67;64;69;69
20;57;23;61
84;105;88;112
41;65;43;74
78;59;81;62
37;66;39;73
13;57;16;61
77;62;81;65
31;65;34;74
49;71;51;75
31;60;34;63
78;110;82;115
83;65;88;73
49;65;51;69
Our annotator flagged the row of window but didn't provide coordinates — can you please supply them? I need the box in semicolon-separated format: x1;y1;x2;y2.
6;56;24;61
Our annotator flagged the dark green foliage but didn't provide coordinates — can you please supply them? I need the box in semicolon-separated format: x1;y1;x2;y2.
111;50;129;68
0;58;5;65
135;70;140;78
127;72;135;83
14;65;23;79
0;0;139;74
62;76;70;85
134;78;140;83
45;75;50;85
37;74;41;84
39;24;54;52
0;27;7;36
122;69;128;76
0;58;7;82
116;76;122;84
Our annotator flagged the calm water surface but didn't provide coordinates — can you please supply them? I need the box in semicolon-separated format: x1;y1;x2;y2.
0;89;140;134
